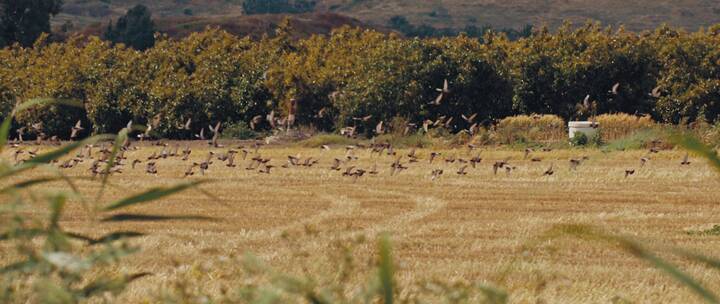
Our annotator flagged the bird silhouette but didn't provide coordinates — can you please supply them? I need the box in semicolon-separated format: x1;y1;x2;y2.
145;162;158;175
179;117;192;130
259;164;274;174
456;165;468;175
430;79;450;105
649;85;662;98
524;148;533;159
195;128;205;140
543;163;554;176
184;163;196;177
430;169;443;181
131;159;142;169
208;122;222;147
369;163;379;175
70;120;84;140
681;153;691;165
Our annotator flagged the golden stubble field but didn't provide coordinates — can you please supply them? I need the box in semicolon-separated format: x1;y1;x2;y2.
3;141;720;303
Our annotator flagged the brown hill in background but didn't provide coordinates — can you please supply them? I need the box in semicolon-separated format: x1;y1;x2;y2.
57;0;720;38
77;12;374;40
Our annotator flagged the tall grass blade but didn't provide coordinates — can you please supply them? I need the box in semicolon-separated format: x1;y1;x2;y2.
378;233;394;304
669;132;720;173
0;177;63;194
101;214;215;222
0;135;115;180
0;114;12;153
0;260;36;274
102;180;207;211
477;285;509;304
49;194;66;229
66;231;145;245
627;245;719;304
80;272;151;297
27;135;114;165
546;224;720;304
98;127;129;200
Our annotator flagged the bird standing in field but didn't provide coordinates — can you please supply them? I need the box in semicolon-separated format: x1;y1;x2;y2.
369;163;379;175
469;155;482;168
226;152;237;168
681;153;691;165
543;163;554;176
13;149;24;162
569;158;584;171
524;148;533;159
456;165;468;175
430;169;443;181
259;164;274;174
145;162;158;175
625;169;635;178
330;158;342;171
184;163;196;177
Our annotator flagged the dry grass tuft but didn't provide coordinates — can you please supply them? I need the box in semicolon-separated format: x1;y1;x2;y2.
495;114;565;144
596;114;656;141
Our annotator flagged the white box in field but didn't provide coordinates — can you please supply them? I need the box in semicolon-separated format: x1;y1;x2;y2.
568;121;599;139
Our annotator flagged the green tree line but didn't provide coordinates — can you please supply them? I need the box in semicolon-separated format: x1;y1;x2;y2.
1;21;720;139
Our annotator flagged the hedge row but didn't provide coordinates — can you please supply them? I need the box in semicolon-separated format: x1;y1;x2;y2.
1;22;720;139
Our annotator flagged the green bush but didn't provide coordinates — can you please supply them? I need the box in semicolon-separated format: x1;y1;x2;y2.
589;130;604;147
570;132;588;146
605;129;663;151
221;121;257;139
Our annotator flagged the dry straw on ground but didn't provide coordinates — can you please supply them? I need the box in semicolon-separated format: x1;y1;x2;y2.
496;115;566;143
596;113;656;141
3;142;719;303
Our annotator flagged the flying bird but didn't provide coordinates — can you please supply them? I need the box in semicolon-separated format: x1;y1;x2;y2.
178;118;191;130
250;115;263;130
649;86;662;98
70;120;84;139
375;121;384;135
461;113;478;123
430;79;450;106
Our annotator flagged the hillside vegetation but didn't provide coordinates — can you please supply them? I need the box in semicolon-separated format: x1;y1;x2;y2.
57;0;720;35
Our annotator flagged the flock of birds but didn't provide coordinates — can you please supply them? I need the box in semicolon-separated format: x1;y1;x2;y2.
3;80;691;181
5;129;695;182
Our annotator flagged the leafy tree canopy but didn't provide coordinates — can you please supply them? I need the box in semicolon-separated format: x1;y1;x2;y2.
0;0;63;47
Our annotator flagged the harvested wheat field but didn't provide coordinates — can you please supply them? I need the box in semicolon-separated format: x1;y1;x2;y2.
3;141;720;303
